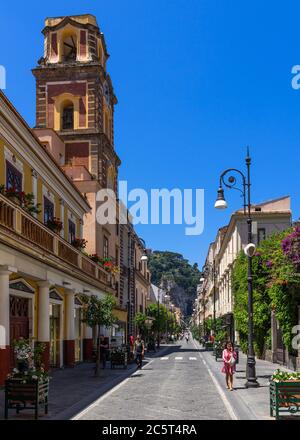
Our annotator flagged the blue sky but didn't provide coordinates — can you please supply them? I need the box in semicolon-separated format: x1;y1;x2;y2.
1;1;300;266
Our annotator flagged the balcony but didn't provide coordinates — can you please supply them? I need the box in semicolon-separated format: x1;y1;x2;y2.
0;193;111;289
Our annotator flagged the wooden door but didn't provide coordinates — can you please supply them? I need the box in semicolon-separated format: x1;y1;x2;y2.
10;296;29;367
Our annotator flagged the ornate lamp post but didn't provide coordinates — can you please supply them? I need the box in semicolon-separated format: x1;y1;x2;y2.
214;149;259;388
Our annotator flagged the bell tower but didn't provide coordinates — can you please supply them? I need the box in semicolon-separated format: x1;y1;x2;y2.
32;14;120;191
32;15;121;297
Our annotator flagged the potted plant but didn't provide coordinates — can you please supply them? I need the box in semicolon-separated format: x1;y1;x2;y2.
4;187;22;205
5;338;49;419
23;193;41;216
98;257;119;274
270;369;300;419
72;237;88;250
90;253;100;263
46;217;63;233
110;347;128;369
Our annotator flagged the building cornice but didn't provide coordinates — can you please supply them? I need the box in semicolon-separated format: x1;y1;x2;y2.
217;210;291;259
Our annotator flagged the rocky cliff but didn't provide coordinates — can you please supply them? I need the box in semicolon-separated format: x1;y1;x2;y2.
148;251;200;316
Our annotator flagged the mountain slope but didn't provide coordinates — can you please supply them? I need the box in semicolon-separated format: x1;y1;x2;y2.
148;251;200;316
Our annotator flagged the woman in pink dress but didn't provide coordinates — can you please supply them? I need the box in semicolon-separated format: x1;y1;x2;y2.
222;341;237;391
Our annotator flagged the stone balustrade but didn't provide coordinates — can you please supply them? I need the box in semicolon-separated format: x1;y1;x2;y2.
0;193;111;287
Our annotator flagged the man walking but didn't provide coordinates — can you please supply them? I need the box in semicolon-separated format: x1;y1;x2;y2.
134;334;145;369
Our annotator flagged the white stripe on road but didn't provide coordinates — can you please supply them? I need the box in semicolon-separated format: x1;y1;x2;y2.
189;357;197;360
192;339;238;420
175;356;183;360
161;357;169;360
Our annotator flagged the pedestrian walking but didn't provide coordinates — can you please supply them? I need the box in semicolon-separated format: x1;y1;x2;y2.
221;341;237;391
134;334;145;369
129;334;134;361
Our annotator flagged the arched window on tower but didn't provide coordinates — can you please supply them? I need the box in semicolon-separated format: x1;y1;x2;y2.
62;34;77;62
61;101;74;130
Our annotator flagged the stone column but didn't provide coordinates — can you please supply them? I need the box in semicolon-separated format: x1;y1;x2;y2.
37;281;50;371
64;289;75;367
83;324;93;362
0;265;17;385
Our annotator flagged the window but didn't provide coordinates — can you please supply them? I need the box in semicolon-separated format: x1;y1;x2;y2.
258;228;266;245
103;236;109;259
68;220;76;244
62;104;74;130
44;197;54;223
6;161;22;191
62;35;77;62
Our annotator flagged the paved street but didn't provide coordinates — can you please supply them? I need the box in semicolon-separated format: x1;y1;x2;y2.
73;337;298;421
74;339;232;420
1;337;296;420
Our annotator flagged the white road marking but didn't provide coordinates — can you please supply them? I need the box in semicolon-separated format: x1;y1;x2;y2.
192;339;238;420
189;357;197;360
72;357;157;420
161;357;169;360
175;356;183;360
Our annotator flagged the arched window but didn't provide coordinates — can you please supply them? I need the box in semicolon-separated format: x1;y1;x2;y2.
61;101;74;130
62;34;77;62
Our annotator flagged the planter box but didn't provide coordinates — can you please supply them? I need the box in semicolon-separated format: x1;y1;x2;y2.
270;380;300;420
205;342;214;351
4;378;49;420
111;351;127;369
214;347;223;361
6;195;20;205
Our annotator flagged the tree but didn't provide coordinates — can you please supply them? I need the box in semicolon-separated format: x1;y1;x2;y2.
232;229;300;356
147;302;168;334
81;294;117;376
134;312;147;336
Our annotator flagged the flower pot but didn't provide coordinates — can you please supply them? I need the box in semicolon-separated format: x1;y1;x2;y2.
7;195;21;205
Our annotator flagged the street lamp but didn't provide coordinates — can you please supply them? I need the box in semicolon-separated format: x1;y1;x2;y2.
139;237;148;262
214;187;228;210
214;149;259;388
